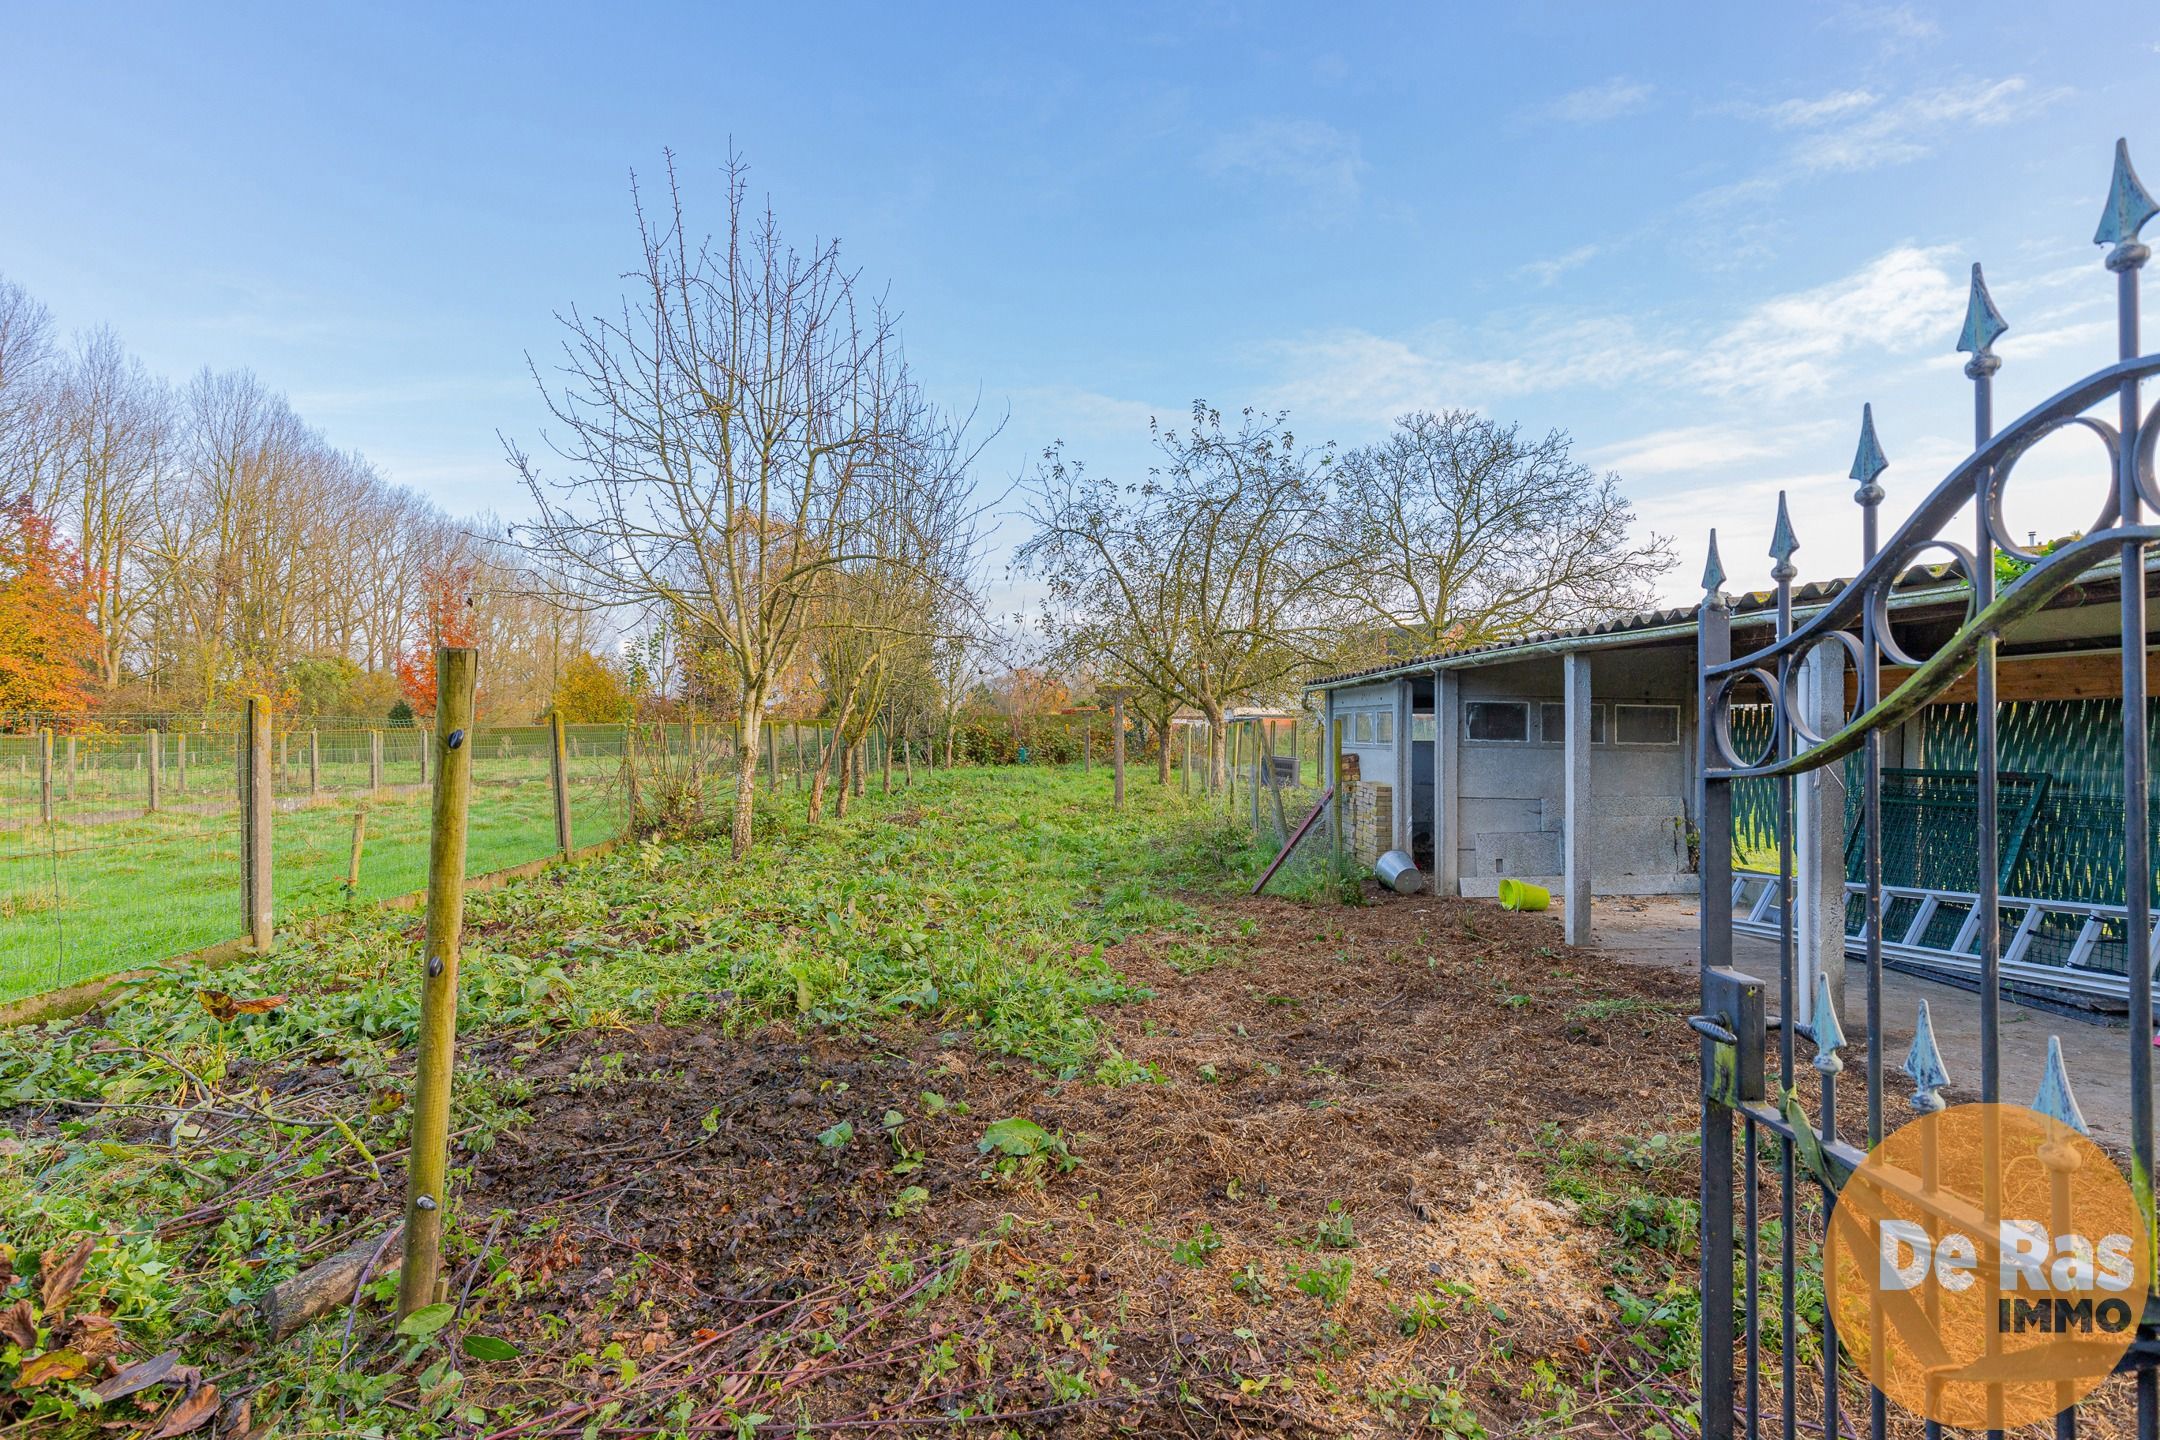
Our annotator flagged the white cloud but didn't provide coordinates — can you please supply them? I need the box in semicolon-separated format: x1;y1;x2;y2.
1545;77;1654;123
1690;245;1966;399
1202;118;1365;207
1589;421;1840;477
1740;77;2060;175
1515;244;1601;287
1257;245;1973;425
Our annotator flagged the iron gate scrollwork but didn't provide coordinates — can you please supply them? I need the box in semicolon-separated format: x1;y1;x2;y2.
1696;139;2160;1438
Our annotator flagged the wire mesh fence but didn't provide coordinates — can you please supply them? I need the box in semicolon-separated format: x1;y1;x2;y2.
0;714;644;1004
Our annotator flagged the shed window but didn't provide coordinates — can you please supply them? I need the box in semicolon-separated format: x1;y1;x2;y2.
1613;703;1681;745
1538;702;1606;744
1464;701;1529;742
1353;712;1373;744
1375;711;1393;743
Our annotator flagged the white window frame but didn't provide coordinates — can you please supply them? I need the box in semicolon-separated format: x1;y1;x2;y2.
1463;699;1531;744
1611;702;1682;747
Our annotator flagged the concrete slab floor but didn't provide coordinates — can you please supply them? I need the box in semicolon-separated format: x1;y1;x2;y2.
1567;893;2149;1149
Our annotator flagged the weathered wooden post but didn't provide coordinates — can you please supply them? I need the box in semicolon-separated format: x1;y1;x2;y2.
793;724;805;792
277;731;288;788
241;697;272;950
64;735;75;801
1083;720;1092;773
176;732;187;794
145;729;162;814
417;724;429;785
550;710;573;856
369;730;384;794
764;722;777;793
903;736;913;785
397;646;477;1319
308;730;320;797
345;809;368;893
38;729;53;824
1327;698;1344;876
1181;725;1192;794
1110;691;1126;809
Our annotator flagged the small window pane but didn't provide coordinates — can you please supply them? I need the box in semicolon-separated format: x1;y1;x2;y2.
1614;703;1680;745
1464;701;1528;742
1412;713;1436;742
1539;703;1605;743
1376;711;1393;743
1354;712;1373;743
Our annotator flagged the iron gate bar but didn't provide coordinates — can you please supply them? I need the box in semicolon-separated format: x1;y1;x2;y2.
1697;139;2160;1440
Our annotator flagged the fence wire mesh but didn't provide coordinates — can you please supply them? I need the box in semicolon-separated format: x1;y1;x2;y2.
0;714;640;1004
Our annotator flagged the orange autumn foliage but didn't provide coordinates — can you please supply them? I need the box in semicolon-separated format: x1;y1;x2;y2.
0;502;99;718
395;561;480;713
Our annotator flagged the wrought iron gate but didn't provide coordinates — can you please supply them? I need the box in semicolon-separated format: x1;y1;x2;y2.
1696;139;2160;1437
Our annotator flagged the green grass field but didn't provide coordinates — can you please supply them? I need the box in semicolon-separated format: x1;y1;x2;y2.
0;757;630;1002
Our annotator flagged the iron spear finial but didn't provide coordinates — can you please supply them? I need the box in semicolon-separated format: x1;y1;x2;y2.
2096;137;2159;255
1903;999;1949;1114
1810;971;1846;1076
2032;1034;2090;1136
1768;492;1800;582
1957;264;2008;378
1850;403;1888;506
1702;528;1727;596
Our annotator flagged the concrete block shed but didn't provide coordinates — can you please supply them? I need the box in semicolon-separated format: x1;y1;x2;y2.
1303;556;2160;1008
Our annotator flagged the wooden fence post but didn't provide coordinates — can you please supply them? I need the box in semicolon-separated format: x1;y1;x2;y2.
550;711;573;856
242;697;272;951
1181;726;1192;794
176;732;187;794
39;729;53;824
764;722;777;792
369;730;384;794
64;736;75;801
347;809;367;893
794;724;805;792
418;724;429;784
146;729;161;814
308;730;320;797
1328;698;1344;876
397;645;478;1319
1111;692;1126;809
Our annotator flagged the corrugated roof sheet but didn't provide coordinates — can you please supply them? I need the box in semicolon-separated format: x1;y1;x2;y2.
1305;561;2001;691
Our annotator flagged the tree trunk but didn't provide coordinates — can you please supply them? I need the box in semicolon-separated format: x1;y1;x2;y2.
730;702;762;859
835;743;854;819
1205;706;1227;791
1157;724;1171;783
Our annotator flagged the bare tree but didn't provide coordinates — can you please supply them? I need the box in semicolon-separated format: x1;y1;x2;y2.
1322;409;1673;655
1019;403;1343;786
509;153;917;857
0;276;60;508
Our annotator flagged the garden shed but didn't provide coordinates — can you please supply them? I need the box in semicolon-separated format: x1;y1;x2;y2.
1304;555;2160;1011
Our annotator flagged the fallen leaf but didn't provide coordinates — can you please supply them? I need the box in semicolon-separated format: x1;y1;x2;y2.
13;1349;89;1388
197;992;285;1022
151;1383;221;1437
39;1235;96;1319
69;1312;121;1360
0;1299;34;1349
216;1391;252;1438
92;1350;182;1403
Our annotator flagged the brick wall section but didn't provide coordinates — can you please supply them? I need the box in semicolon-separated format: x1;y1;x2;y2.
1347;780;1392;867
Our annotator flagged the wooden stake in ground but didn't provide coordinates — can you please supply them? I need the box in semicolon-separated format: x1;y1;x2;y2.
369;730;384;794
38;729;53;824
146;728;161;814
550;711;573;856
242;698;273;950
1181;726;1191;795
309;730;320;797
1110;691;1126;809
398;645;478;1319
347;809;368;894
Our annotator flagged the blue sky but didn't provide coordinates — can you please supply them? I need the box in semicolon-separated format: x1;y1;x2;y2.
5;2;2158;609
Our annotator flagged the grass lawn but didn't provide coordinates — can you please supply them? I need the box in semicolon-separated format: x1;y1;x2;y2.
0;766;1879;1437
0;762;628;1003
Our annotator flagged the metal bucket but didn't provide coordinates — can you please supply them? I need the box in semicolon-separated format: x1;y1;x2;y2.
1375;849;1424;895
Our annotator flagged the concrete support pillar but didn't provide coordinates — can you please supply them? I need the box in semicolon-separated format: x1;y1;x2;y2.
1432;669;1460;896
1795;644;1850;1026
1562;653;1593;946
1391;679;1414;855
